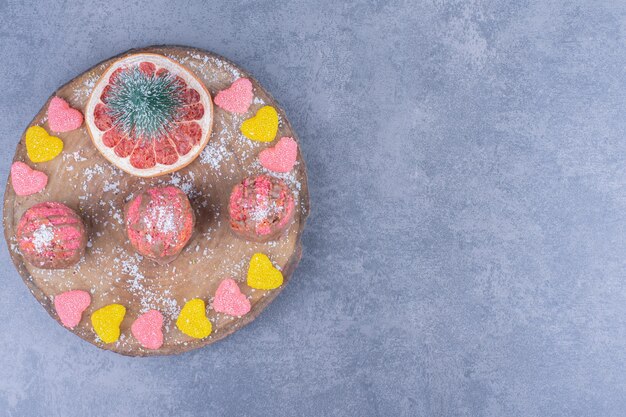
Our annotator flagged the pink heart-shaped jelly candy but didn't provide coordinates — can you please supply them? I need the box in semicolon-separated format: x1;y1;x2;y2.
54;290;91;329
214;78;253;114
131;309;164;350
11;162;48;196
258;137;298;173
213;279;251;317
47;96;83;132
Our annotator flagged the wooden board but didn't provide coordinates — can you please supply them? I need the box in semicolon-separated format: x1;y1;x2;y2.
3;46;309;356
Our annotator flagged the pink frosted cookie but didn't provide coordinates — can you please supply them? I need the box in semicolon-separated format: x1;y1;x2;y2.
16;202;87;269
47;97;83;132
214;78;253;114
229;175;295;241
213;279;251;316
54;290;91;329
259;137;298;173
131;310;164;350
124;186;195;264
11;162;48;196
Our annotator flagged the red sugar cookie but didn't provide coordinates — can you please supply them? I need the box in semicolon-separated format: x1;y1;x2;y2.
16;202;87;269
229;175;295;241
124;186;195;264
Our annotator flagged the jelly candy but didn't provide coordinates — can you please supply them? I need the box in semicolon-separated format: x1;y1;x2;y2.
176;299;212;339
247;253;283;290
10;162;47;196
241;106;278;142
258;137;297;173
47;96;83;132
54;290;91;329
131;309;163;350
25;126;63;163
214;78;253;114
91;304;126;343
213;279;251;316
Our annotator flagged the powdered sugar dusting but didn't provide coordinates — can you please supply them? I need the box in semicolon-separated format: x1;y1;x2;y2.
32;225;54;253
164;172;198;198
72;73;100;101
200;140;227;169
103;180;120;194
117;252;181;323
182;51;242;82
148;205;177;234
250;200;279;222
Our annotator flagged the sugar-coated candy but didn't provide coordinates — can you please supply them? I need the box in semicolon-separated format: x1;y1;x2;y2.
214;78;253;114
176;299;212;339
247;253;283;290
91;304;126;343
131;309;164;350
259;137;298;173
240;106;278;142
54;290;91;329
213;279;251;316
11;162;48;196
47;96;83;132
25;126;63;163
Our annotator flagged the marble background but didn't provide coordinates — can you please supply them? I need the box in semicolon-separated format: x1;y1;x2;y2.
0;1;624;416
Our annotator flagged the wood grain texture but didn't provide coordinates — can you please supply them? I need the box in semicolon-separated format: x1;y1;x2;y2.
3;45;309;356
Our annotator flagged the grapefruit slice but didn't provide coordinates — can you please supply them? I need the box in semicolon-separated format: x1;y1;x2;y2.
85;53;213;177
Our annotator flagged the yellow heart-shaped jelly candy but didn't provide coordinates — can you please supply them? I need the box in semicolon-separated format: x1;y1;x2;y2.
25;126;64;163
240;106;278;142
91;304;126;344
176;299;212;339
247;253;283;290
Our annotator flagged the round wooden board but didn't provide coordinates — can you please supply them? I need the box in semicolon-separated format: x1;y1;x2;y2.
3;46;309;356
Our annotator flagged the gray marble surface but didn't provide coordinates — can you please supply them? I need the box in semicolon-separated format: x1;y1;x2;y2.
1;1;625;416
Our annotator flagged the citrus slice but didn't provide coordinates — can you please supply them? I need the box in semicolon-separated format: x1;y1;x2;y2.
85;53;213;177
